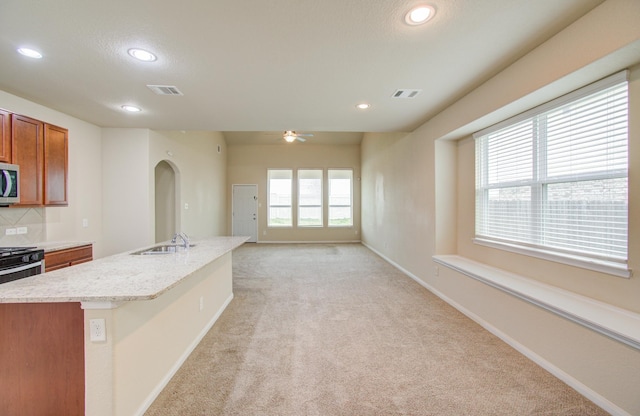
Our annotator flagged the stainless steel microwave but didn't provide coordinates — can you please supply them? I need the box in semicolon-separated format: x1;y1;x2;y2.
0;162;19;206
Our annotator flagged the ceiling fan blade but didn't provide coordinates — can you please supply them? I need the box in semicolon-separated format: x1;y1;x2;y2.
296;137;307;142
296;133;314;137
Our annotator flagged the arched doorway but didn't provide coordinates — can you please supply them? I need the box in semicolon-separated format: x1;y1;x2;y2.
155;160;178;243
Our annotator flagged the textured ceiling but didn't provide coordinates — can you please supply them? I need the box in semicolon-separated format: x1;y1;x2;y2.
0;0;603;140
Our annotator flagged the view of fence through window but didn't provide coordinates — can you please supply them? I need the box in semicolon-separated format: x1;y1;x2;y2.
475;73;628;265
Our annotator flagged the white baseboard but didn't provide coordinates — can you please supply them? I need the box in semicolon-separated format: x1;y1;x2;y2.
134;293;234;416
361;242;629;416
257;240;361;244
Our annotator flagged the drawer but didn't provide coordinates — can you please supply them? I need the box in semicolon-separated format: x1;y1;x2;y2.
44;244;93;272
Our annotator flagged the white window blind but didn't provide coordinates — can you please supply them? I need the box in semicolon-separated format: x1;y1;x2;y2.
474;71;629;276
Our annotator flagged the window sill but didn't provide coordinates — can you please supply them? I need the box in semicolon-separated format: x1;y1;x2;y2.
473;238;631;278
433;255;640;351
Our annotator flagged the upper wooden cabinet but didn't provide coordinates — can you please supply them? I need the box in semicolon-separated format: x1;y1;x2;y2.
11;114;44;206
9;113;68;206
44;123;68;205
0;109;11;163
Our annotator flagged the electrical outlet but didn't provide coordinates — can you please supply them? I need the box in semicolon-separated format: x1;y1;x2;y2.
89;319;106;342
199;296;204;312
17;227;27;234
434;266;439;277
82;219;89;228
5;228;16;235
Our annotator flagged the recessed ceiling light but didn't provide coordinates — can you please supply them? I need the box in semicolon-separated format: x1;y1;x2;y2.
17;47;43;59
356;103;371;110
127;48;157;62
405;5;435;25
121;105;142;112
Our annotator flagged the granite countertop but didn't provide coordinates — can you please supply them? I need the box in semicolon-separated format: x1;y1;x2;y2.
37;241;94;252
0;236;248;304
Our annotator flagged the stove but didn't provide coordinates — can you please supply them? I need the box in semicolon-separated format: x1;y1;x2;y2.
0;246;45;284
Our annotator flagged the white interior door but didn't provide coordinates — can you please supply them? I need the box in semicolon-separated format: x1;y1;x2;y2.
232;184;258;242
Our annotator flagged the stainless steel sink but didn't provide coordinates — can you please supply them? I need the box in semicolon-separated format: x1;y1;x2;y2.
131;244;196;255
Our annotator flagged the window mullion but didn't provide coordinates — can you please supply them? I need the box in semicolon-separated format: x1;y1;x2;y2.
532;115;547;247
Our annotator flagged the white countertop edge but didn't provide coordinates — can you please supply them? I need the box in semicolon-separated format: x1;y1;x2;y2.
81;301;124;310
37;241;94;252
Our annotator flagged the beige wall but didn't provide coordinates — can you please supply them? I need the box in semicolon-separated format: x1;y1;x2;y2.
361;1;640;414
0;92;228;258
227;143;361;242
100;129;227;257
149;130;227;240
0;90;105;256
84;252;233;416
102;128;152;256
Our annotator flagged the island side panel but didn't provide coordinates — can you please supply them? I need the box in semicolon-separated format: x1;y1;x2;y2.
84;251;233;416
0;302;85;416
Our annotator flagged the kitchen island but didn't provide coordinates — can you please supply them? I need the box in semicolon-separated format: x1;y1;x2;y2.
0;236;248;416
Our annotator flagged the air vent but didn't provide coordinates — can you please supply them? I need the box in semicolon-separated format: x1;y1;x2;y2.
147;85;184;96
392;89;422;99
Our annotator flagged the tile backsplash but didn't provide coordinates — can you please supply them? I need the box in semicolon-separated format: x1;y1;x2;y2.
0;207;45;246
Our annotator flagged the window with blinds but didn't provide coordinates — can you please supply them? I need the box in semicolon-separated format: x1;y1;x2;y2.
474;71;629;277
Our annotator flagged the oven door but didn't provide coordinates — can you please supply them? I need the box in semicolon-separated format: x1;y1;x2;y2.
0;261;43;284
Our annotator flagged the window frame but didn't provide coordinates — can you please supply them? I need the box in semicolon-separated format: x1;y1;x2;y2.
297;169;323;227
267;169;293;227
473;71;630;278
328;169;353;227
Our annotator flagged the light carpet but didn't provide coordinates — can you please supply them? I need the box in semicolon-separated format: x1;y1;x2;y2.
145;243;606;415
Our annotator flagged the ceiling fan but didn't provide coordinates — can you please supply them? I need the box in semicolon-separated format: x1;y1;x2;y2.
282;131;313;143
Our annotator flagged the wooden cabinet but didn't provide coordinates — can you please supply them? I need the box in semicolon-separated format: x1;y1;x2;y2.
10;113;68;206
44;123;68;205
44;244;93;272
0;109;11;163
0;302;85;416
11;114;44;206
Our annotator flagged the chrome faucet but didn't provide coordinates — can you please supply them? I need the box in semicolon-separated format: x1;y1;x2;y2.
171;232;190;249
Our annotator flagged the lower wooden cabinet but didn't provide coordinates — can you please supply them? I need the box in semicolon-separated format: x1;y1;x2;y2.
44;244;93;272
0;302;85;416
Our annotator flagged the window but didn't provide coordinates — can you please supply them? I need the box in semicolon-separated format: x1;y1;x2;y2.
298;169;323;227
474;71;629;276
328;169;353;227
268;169;292;227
